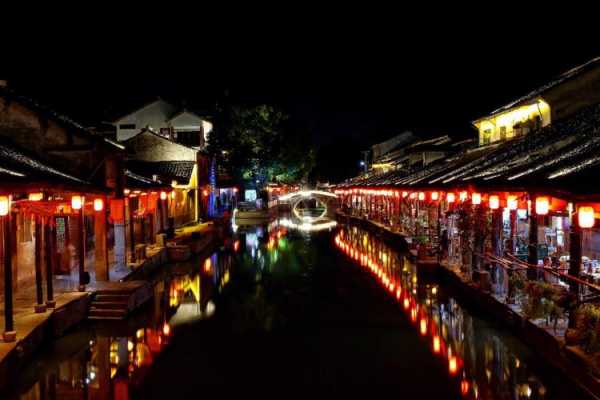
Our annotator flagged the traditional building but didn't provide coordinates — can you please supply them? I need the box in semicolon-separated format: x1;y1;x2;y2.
112;98;213;147
123;128;213;224
474;56;600;145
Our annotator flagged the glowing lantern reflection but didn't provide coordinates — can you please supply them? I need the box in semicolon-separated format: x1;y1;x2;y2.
0;196;10;216
579;206;595;228
446;192;455;203
419;318;427;335
461;380;470;395
507;195;518;210
471;192;481;205
535;197;549;215
94;198;104;211
71;195;83;210
449;356;458;375
162;322;170;336
204;258;212;272
433;335;441;353
489;195;499;210
160;191;167;200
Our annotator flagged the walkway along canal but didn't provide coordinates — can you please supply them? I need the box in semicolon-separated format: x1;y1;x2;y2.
5;215;592;398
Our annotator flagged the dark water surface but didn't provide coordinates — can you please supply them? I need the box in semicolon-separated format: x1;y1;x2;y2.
7;219;588;399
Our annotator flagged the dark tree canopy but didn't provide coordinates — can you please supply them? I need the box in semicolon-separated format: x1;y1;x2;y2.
208;104;315;187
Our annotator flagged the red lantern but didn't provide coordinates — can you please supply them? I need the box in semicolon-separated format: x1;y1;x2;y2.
431;191;439;201
110;199;125;222
579;206;595;228
418;192;425;201
93;198;104;212
471;192;481;205
71;195;83;210
489;195;499;210
536;197;549;215
446;192;455;203
507;195;518;210
0;196;10;216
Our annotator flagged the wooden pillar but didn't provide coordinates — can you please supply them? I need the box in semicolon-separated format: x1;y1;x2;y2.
129;199;136;263
78;206;86;291
157;198;164;232
508;209;517;254
34;214;46;312
568;212;582;297
95;201;109;281
491;208;504;292
44;218;55;308
2;213;15;342
527;195;539;280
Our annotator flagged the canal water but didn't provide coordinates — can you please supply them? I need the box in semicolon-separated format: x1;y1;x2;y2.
6;217;589;399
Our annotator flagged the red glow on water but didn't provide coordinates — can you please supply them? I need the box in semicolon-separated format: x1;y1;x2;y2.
460;379;470;395
420;318;427;336
449;356;458;375
203;258;212;273
433;335;441;353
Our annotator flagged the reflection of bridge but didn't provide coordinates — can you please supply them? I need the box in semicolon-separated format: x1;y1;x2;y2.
276;190;338;220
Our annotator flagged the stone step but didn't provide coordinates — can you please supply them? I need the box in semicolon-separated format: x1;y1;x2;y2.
94;294;130;303
88;315;125;321
90;301;129;310
88;308;128;319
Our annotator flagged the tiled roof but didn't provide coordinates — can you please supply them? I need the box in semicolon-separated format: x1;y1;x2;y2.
0;85;124;150
339;102;600;198
125;170;169;190
476;56;600;121
0;138;93;188
126;160;195;183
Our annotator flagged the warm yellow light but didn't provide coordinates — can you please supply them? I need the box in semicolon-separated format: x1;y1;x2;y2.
28;192;43;201
418;192;425;201
579;206;595;228
71;195;83;210
459;191;468;202
471;192;481;205
507;195;518;210
433;335;441;353
160;191;167;200
535;197;549;215
0;196;10;216
94;198;104;212
449;356;458;375
489;195;499;210
170;191;176;200
447;192;455;203
402;191;408;198
124;189;130;195
431;191;439;201
409;192;416;199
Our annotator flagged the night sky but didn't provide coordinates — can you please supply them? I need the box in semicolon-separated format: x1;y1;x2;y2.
9;39;598;183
